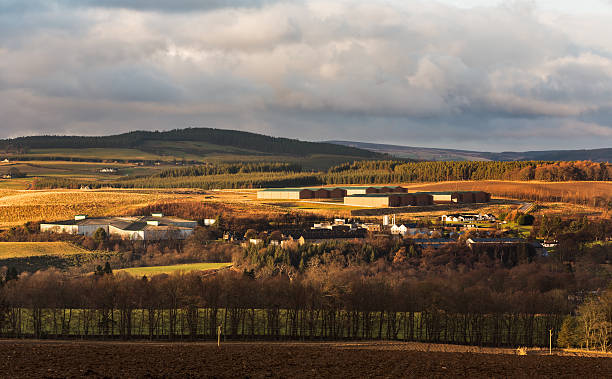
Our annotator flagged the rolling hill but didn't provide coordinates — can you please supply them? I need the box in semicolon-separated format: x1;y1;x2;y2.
327;141;612;162
0;128;383;170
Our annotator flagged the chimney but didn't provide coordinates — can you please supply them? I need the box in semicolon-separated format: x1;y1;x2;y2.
75;215;87;221
151;213;163;218
147;220;160;226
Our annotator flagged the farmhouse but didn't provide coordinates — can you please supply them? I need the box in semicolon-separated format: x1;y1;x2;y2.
41;214;197;240
441;213;496;223
390;224;409;235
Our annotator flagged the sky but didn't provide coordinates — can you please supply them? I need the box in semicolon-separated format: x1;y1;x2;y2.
1;0;612;151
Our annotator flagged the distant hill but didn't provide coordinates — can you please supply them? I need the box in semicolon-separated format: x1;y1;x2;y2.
327;141;612;162
0;128;383;170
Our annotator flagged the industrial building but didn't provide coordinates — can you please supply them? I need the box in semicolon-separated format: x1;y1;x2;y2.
343;186;407;195
418;191;491;204
343;193;434;207
257;187;347;200
40;214;197;240
257;187;491;206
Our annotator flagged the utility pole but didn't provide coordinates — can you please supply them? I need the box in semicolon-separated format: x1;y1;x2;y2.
549;328;553;355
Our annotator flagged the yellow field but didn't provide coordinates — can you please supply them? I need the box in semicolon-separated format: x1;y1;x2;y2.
0;242;89;259
0;189;208;227
117;262;232;276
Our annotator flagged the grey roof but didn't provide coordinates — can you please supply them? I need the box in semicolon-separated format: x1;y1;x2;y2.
412;238;455;243
346;193;413;198
45;216;196;232
260;188;309;192
468;238;525;243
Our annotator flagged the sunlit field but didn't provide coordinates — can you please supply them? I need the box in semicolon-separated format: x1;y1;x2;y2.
117;262;232;276
0;242;89;259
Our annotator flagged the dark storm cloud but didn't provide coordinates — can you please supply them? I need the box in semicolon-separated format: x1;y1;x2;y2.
0;0;610;150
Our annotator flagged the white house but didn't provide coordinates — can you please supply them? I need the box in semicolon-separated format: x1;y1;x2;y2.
390;224;409;236
440;214;460;223
458;214;479;222
478;214;496;221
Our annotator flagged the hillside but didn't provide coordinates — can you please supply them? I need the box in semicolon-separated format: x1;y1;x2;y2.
0;128;382;169
328;141;612;162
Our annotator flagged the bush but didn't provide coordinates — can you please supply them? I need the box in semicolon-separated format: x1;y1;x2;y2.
517;214;535;226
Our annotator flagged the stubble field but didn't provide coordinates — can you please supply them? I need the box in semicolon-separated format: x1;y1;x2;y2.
0;341;610;378
0;189;206;227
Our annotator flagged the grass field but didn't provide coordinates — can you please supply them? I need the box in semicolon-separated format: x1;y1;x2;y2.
23;148;167;161
0;242;89;259
117;262;232;276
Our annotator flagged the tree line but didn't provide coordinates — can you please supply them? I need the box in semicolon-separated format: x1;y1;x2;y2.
325;160;612;183
31;160;611;190
0;268;570;346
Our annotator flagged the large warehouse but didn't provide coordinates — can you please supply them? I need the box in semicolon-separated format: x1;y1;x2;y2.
257;187;348;200
257;187;491;205
343;186;407;195
343;193;433;207
419;191;491;204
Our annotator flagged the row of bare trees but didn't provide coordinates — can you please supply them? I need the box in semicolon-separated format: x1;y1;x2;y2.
558;288;612;351
0;269;569;346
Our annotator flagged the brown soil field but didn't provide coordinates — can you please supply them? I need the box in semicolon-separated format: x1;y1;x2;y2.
1;341;610;378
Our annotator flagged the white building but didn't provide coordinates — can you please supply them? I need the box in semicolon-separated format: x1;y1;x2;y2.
390;224;409;236
203;218;217;226
41;214;197;240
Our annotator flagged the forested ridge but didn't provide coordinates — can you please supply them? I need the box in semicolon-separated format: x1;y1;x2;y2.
0;128;380;158
32;160;612;191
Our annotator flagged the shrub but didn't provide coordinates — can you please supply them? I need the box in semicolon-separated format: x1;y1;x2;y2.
517;214;535;226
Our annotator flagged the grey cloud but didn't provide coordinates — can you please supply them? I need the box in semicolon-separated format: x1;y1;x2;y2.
0;0;288;13
0;0;611;151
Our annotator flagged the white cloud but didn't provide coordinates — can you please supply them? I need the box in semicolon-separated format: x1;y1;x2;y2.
0;0;611;150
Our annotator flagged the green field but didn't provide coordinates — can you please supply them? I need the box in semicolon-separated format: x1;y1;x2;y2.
23;148;167;161
0;242;89;259
117;262;232;276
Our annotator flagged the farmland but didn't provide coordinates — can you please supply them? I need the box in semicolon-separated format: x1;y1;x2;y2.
1;341;610;378
117;262;232;276
0;189;205;227
0;242;88;259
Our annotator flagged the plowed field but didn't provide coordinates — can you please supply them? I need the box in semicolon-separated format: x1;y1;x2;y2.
1;341;610;378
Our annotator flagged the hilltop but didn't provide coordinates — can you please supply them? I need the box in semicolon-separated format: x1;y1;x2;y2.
0;128;383;170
